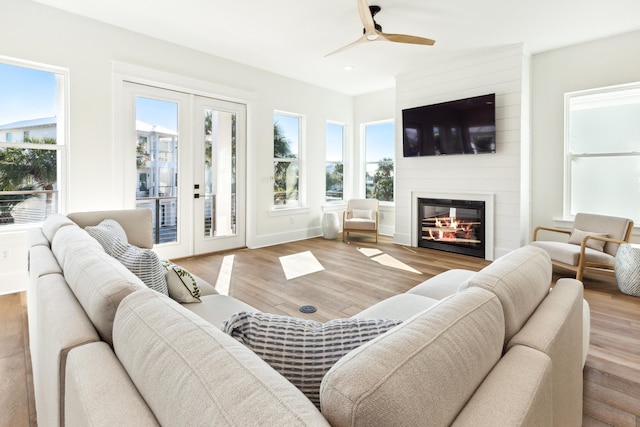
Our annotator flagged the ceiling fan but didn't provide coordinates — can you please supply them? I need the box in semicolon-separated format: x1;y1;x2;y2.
326;0;436;56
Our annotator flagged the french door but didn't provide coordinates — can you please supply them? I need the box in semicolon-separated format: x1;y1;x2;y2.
123;82;246;258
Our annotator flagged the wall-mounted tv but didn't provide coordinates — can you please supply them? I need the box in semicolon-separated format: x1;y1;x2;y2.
402;93;496;157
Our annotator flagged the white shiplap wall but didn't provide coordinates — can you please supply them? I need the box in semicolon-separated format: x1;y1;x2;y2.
394;44;530;259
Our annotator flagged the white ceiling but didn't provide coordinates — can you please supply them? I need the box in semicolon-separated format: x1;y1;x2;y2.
34;0;640;95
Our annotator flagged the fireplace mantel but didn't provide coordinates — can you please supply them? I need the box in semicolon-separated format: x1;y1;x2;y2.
411;191;495;260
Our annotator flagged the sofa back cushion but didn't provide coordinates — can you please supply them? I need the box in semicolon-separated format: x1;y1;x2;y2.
320;287;504;427
42;214;77;243
113;289;330;426
58;230;146;344
460;245;551;344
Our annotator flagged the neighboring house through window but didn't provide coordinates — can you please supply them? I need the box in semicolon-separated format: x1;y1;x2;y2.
565;82;640;222
364;120;394;202
0;61;65;226
273;112;302;207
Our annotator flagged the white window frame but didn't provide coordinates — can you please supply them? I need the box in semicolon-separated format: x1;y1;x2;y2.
0;56;68;229
362;119;395;204
272;110;305;211
564;82;640;223
325;120;346;203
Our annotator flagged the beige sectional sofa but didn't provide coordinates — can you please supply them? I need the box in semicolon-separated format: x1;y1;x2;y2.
28;210;587;426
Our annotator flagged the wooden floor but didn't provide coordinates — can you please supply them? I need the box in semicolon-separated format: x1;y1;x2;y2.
1;235;639;426
0;291;35;427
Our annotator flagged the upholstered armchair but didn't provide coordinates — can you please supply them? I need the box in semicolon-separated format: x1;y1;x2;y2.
343;199;379;242
531;213;634;281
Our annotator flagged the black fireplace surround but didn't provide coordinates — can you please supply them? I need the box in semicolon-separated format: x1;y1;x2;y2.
418;198;485;258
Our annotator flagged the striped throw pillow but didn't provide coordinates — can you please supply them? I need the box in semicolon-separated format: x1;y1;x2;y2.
110;238;168;296
222;312;402;408
85;218;128;254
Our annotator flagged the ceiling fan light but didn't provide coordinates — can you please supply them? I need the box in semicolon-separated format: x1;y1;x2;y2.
366;33;379;41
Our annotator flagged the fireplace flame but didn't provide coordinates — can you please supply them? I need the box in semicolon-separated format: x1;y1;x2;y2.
423;216;480;244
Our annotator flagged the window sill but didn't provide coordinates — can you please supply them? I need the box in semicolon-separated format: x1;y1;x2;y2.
269;206;310;217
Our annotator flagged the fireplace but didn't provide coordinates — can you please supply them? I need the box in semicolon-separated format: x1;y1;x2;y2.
418;198;485;258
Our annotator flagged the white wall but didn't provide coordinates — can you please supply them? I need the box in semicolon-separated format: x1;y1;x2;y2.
394;45;530;259
1;0;353;252
531;30;640;242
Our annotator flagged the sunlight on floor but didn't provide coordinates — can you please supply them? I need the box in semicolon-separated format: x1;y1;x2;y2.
215;255;235;296
357;247;422;274
279;251;325;280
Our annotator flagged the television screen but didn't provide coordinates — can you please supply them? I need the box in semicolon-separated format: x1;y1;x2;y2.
402;93;496;157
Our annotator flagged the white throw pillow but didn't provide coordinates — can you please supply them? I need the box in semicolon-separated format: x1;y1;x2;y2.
161;260;202;303
352;208;373;220
568;228;608;252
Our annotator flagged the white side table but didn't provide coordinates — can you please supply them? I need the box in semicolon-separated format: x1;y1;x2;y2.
614;243;640;297
321;212;339;240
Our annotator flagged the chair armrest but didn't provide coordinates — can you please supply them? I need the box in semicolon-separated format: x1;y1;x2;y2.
532;226;571;241
581;234;628;246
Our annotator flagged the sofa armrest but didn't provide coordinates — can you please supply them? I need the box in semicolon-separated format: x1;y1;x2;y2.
507;278;584;427
452;345;552;427
65;342;159;427
35;274;100;427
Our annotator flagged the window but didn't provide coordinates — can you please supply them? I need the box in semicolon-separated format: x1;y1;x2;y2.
364;120;394;202
565;83;640;221
326;122;344;202
273;112;302;207
0;61;65;226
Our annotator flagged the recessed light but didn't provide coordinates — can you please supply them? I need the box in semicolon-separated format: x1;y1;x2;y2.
344;65;354;71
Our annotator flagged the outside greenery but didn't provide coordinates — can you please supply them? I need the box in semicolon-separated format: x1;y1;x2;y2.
367;157;394;201
0;136;57;223
273;118;299;205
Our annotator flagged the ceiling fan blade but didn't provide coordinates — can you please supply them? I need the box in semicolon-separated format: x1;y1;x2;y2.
324;35;368;57
357;0;377;36
381;32;436;46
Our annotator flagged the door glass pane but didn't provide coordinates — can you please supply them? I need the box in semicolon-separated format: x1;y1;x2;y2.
135;97;178;244
203;108;237;238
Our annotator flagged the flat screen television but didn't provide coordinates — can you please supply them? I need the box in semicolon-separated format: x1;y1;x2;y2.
402;93;496;157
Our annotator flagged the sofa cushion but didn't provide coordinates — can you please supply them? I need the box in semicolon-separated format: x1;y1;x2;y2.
223;311;402;408
62;241;146;344
407;268;477;300
460;245;551;344
352;293;441;321
320;287;504;426
114;289;329;426
65;342;159;427
42;214;77;243
181;294;256;328
51;224;103;270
